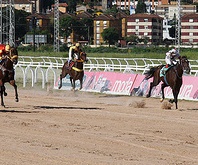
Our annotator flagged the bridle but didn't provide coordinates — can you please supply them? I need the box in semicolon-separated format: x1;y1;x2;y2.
180;56;190;74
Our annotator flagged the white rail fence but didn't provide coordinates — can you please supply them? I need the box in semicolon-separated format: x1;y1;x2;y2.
15;56;198;88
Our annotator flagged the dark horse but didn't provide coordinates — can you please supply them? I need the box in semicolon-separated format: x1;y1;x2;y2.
0;47;19;107
144;56;190;109
59;52;88;90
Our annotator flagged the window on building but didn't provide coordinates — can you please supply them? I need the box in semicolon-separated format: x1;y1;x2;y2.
189;19;193;23
144;26;148;29
135;26;139;31
144;19;148;22
135;19;139;23
144;32;148;36
190;26;193;29
96;27;100;33
189;32;193;36
103;21;107;26
189;38;193;43
96;34;100;39
96;21;100;26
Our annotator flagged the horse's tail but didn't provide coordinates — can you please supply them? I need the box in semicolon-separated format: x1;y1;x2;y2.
144;67;157;80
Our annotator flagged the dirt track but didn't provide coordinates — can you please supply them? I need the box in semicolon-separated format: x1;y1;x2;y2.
0;86;197;165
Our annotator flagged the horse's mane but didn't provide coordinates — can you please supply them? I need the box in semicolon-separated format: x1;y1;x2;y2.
10;47;18;55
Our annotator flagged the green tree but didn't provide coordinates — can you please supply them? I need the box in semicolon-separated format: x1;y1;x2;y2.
101;27;119;47
78;18;93;42
59;16;78;41
124;35;139;45
15;9;31;42
135;0;147;14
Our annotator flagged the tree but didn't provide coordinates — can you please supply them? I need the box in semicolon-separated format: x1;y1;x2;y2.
42;0;54;12
101;27;119;47
15;9;31;43
124;35;139;45
59;16;77;41
135;0;147;14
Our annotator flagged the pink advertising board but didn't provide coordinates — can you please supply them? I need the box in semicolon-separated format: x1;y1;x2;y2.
130;74;198;101
82;71;137;95
55;71;198;101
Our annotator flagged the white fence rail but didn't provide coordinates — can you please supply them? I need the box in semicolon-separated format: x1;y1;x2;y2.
15;56;198;88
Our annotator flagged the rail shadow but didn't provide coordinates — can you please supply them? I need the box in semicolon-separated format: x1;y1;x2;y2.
33;106;102;110
0;109;39;113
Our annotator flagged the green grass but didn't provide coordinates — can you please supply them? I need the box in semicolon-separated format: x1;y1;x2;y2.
18;47;198;60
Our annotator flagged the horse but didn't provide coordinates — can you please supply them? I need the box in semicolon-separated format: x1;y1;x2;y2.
0;47;19;107
58;52;88;91
144;56;190;109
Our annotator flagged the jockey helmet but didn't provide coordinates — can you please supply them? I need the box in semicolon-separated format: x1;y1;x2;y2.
75;43;80;47
5;44;10;51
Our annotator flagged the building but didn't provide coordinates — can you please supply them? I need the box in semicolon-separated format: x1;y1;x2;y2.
51;3;68;14
155;5;196;20
93;14;120;45
155;4;196;40
26;13;50;31
1;0;43;13
126;13;163;45
181;13;198;45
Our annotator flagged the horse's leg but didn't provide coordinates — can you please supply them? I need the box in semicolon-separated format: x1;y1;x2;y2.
79;78;83;90
0;86;5;106
3;85;7;96
70;77;74;90
73;79;76;91
171;88;180;109
10;80;19;102
146;82;154;98
160;83;168;102
59;73;67;89
58;73;63;89
0;81;5;107
59;69;68;89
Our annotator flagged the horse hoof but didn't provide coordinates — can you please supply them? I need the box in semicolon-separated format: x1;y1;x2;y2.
146;94;150;98
160;98;164;102
15;98;19;102
169;99;174;103
4;93;7;96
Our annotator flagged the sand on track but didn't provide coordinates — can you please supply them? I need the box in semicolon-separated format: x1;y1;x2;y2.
0;86;197;165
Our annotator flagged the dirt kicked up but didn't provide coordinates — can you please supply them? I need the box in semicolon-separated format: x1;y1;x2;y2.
0;87;197;165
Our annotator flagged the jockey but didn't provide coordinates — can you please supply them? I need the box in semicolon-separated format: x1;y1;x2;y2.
0;44;11;75
68;42;82;69
0;44;6;63
165;48;181;68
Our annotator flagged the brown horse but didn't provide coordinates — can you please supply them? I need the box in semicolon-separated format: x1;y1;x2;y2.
59;52;88;90
144;56;190;109
0;47;19;106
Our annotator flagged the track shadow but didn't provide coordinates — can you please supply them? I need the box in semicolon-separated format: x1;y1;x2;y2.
33;106;102;110
0;109;39;113
187;108;198;111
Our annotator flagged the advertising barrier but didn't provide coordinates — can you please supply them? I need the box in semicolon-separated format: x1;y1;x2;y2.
55;71;198;101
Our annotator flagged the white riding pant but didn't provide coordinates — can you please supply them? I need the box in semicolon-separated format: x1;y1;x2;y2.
165;52;171;65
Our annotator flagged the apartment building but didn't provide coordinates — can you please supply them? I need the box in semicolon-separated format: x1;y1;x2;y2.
155;4;196;40
94;14;119;45
127;13;163;44
1;0;43;13
181;13;198;45
155;4;196;20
